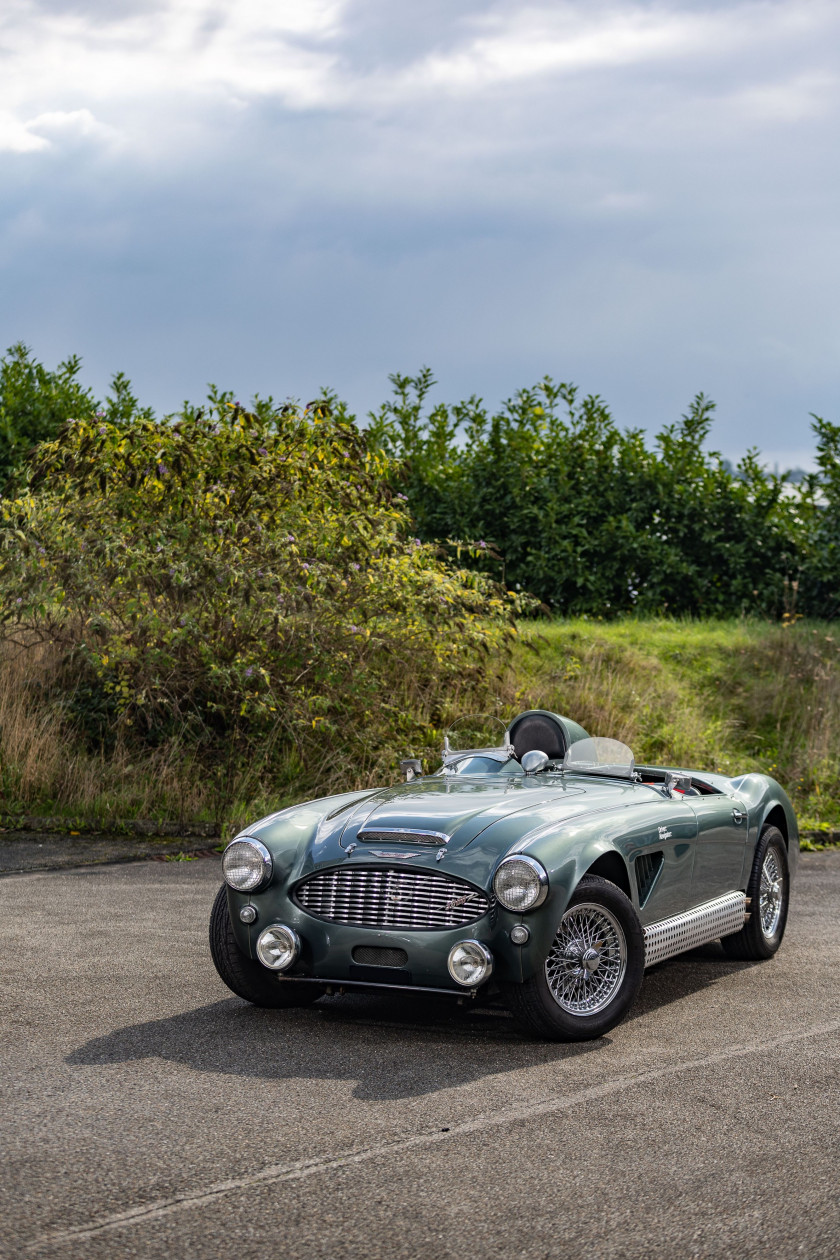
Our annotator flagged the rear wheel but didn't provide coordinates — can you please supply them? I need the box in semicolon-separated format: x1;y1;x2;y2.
504;875;645;1041
209;885;322;1008
721;825;789;961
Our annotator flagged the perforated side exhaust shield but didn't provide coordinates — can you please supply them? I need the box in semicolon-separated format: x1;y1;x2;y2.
643;891;747;968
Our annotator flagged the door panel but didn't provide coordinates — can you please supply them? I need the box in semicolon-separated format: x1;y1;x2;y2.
689;795;747;903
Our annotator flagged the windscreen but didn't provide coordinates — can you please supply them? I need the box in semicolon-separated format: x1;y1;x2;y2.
563;737;635;779
444;714;509;754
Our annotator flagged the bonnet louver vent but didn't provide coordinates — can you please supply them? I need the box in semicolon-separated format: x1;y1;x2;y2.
357;828;448;846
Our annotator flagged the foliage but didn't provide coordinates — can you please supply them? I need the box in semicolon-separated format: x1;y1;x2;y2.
796;416;840;617
0;343;96;490
0;343;154;491
4;347;840;829
3;614;840;834
368;369;837;618
0;392;521;822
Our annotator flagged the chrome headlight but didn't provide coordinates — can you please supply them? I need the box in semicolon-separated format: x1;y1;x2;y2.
447;940;493;987
493;855;548;912
222;838;272;892
256;924;301;971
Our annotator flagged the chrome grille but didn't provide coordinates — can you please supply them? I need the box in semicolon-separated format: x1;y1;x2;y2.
294;866;491;930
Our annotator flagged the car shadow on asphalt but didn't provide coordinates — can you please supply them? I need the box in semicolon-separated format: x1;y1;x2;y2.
66;993;604;1100
65;942;758;1100
628;941;759;1023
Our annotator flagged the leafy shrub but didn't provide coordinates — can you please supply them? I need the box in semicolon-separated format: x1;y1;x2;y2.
368;369;829;618
0;343;96;489
0;342;154;490
0;391;521;819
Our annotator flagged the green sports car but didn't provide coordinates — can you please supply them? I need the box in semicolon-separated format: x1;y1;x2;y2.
209;710;797;1040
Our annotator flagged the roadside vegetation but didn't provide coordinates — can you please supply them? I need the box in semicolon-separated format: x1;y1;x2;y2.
0;382;520;828
2;616;839;836
512;619;840;836
1;344;839;837
370;368;840;619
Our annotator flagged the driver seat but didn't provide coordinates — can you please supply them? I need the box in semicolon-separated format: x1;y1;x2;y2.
507;711;568;762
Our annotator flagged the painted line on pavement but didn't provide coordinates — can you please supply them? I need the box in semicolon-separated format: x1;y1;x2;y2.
29;1017;840;1250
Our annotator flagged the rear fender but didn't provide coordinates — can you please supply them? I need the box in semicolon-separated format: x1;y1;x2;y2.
730;774;800;882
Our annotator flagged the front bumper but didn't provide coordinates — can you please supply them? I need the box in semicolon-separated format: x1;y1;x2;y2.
226;885;529;994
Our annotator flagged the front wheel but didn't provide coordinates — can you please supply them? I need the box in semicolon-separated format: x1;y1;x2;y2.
209;885;322;1008
721;825;789;961
504;875;645;1041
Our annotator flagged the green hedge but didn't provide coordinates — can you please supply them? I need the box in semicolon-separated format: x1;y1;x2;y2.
368;369;840;619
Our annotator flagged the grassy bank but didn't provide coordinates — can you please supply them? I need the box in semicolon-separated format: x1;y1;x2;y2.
2;618;839;834
512;618;840;833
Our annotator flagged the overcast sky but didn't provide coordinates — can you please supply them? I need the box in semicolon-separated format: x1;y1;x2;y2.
1;0;839;466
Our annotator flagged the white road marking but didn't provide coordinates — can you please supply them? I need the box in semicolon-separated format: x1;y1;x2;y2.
29;1017;840;1250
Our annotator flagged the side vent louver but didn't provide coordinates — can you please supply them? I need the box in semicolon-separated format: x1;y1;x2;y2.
635;851;664;906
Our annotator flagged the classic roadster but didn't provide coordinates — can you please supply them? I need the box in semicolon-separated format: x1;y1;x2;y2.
210;710;797;1040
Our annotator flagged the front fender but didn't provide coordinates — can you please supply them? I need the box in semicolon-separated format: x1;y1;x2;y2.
512;835;628;984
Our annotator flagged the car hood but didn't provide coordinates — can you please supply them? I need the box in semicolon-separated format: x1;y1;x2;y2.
334;776;590;851
246;773;646;891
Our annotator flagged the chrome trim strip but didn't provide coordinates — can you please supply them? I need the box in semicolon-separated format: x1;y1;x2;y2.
278;976;475;997
643;891;747;967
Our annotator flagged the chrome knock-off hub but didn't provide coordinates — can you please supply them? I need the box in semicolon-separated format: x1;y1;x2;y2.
547;903;628;1015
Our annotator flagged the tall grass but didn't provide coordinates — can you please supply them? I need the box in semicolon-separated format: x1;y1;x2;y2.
3;619;839;832
510;618;840;829
0;637;210;821
0;635;497;828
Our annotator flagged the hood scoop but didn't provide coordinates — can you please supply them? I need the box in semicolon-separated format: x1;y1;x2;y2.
357;826;450;847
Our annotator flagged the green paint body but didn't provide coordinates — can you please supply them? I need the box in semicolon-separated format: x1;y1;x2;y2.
224;714;799;994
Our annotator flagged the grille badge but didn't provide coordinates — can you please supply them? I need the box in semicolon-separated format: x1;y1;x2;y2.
445;891;479;911
369;850;423;859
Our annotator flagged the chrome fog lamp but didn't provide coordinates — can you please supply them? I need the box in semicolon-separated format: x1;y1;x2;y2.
256;924;301;971
447;940;493;987
222;838;272;892
493;856;548;912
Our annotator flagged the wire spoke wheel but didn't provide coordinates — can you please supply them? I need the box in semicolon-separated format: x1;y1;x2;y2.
721;825;789;962
759;847;785;939
545;901;627;1015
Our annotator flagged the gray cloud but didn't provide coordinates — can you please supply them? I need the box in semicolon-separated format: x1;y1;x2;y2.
1;0;838;465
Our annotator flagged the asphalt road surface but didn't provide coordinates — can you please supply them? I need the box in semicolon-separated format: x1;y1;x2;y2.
2;853;839;1260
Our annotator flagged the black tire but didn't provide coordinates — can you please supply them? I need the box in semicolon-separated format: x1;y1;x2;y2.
504;875;645;1041
721;824;789;961
209;885;322;1007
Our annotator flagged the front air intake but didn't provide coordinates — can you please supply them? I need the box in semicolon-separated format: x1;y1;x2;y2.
294;866;491;930
351;946;409;968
